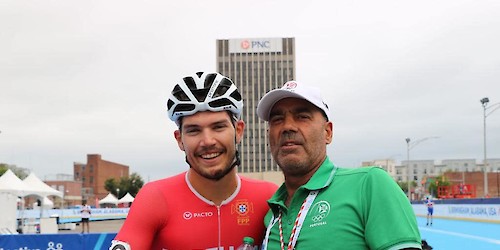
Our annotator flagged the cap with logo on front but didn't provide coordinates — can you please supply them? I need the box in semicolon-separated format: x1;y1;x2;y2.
257;81;331;122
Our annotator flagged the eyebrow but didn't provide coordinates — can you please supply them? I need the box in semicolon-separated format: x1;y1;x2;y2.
270;106;314;117
182;118;230;130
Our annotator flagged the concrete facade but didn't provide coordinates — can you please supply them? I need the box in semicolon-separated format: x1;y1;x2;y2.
366;157;500;198
216;37;295;175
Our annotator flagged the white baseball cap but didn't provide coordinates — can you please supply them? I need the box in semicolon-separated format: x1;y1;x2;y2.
257;81;331;121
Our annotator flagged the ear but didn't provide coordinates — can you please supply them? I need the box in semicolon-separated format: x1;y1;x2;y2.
174;130;185;151
325;121;333;145
235;120;246;144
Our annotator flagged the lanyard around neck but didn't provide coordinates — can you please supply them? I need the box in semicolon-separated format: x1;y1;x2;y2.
262;190;319;250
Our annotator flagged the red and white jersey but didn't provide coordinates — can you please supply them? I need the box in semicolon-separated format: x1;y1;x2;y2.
111;172;277;250
426;199;434;208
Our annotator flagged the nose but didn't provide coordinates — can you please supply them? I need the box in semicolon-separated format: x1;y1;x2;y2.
283;115;297;128
199;129;217;147
281;114;298;132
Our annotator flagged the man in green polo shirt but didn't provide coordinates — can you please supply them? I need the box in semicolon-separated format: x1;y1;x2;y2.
257;81;422;250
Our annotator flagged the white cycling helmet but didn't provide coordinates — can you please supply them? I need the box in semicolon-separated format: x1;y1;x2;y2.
167;72;243;126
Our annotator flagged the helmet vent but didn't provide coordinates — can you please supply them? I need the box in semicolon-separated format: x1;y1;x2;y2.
167;99;174;110
183;76;197;90
230;90;242;101
209;98;234;109
172;85;190;101
174;104;196;113
204;73;217;88
192;89;209;102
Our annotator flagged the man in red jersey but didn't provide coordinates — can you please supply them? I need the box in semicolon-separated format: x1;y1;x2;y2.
110;72;277;250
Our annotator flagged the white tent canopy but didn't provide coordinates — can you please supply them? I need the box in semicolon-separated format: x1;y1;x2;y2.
0;192;18;234
33;196;54;209
98;193;119;205
23;172;63;198
0;169;40;197
118;192;135;204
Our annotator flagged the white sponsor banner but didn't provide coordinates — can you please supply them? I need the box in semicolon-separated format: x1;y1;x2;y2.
229;38;283;53
17;208;129;222
413;204;500;222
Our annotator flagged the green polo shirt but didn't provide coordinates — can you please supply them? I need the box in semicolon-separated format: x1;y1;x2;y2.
264;157;421;250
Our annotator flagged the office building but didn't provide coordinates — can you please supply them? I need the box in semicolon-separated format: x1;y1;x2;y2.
216;37;295;181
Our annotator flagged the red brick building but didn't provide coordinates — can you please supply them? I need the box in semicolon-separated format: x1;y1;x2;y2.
44;179;83;208
443;171;500;198
74;154;129;206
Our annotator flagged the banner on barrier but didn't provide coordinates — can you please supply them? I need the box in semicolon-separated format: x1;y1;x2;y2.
413;203;500;222
0;233;116;250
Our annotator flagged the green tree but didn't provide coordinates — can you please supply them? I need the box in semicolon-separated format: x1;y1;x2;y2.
104;172;144;198
427;175;450;198
397;180;417;194
0;163;30;179
104;178;119;196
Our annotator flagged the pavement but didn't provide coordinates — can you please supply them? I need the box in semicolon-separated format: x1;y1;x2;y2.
58;219;124;234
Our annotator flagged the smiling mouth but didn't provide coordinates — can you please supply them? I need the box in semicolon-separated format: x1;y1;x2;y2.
200;152;221;159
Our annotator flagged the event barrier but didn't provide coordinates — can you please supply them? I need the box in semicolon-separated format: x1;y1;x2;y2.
18;207;129;224
0;233;116;250
412;197;500;223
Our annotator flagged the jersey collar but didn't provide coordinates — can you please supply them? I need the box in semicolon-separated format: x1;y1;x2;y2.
267;157;337;211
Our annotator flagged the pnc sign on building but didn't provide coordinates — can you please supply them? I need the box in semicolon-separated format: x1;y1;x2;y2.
229;38;283;53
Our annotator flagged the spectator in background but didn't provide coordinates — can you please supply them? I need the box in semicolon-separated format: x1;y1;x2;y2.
425;197;434;226
80;201;91;233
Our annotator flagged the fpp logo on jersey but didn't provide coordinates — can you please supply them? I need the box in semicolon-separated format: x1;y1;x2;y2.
231;199;254;225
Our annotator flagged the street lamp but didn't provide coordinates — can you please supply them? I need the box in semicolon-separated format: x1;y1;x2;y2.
64;189;69;208
116;188;120;198
480;97;500;197
405;136;440;200
406;138;410;199
496;168;499;198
